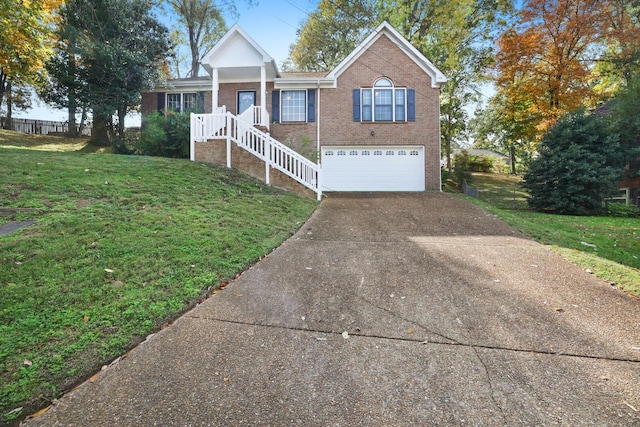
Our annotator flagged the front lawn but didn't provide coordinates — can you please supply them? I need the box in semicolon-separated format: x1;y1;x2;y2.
0;144;317;424
466;172;640;298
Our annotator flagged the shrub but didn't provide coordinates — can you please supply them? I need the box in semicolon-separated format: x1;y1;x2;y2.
523;109;627;215
452;150;473;188
607;202;640;218
138;111;190;158
468;154;494;172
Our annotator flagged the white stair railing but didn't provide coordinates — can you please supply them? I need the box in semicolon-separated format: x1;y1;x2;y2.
190;110;321;200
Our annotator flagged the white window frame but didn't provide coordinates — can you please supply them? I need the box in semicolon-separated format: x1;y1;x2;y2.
166;92;197;113
361;78;407;123
281;90;307;123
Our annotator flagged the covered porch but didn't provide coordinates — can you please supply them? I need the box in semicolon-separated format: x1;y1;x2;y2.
200;24;279;129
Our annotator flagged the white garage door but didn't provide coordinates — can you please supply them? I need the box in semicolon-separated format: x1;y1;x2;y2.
321;146;425;192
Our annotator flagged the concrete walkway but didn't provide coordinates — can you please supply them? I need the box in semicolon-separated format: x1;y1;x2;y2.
26;193;640;426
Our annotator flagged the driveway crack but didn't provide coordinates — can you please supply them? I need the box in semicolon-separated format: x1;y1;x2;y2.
472;346;507;423
185;314;640;363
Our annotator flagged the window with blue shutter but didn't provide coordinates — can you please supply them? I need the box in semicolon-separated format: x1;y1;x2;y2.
307;89;315;123
157;92;165;114
354;79;414;123
407;88;415;122
272;89;280;123
197;91;205;113
353;89;360;121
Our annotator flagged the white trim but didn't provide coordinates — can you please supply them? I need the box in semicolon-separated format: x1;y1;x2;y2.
280;89;307;123
166;92;197;112
326;21;447;89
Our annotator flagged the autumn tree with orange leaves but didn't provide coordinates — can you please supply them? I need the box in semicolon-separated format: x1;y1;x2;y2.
0;0;62;126
494;0;605;142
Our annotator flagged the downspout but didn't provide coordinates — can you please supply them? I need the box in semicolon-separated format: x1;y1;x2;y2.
316;80;321;163
316;80;322;201
437;85;443;192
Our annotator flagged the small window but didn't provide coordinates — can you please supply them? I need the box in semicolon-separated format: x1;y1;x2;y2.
337;150;346;156
183;93;197;111
386;150;394;155
349;150;358;156
398;150;407;156
362;150;370;155
410;150;419;156
374;150;382;156
167;94;181;111
325;150;334;156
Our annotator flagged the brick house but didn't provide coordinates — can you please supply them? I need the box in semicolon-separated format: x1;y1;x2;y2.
141;22;446;199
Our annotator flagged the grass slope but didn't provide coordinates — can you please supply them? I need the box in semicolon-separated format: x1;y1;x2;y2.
467;172;640;298
0;129;90;152
0;145;317;424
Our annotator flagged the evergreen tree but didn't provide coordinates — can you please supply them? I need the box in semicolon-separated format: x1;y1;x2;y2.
523;109;627;215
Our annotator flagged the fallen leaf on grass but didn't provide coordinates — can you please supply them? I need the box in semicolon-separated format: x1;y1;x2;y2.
23;360;33;366
113;280;124;287
83;315;89;322
26;405;50;419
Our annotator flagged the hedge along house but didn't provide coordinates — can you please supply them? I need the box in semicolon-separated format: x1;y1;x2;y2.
141;22;447;199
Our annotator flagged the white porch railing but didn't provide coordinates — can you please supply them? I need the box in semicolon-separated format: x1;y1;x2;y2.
190;106;227;145
239;105;270;129
190;111;321;200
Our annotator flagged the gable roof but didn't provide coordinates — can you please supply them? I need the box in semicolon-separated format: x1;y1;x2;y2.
200;24;279;81
326;21;447;89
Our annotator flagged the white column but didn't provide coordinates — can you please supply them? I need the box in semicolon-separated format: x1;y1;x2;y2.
211;67;219;111
260;65;266;125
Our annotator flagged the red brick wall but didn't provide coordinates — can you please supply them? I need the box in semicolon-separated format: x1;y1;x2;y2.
193;33;443;192
141;92;158;115
140;91;213;115
319;34;441;190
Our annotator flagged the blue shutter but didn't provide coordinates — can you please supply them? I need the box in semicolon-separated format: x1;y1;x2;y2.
157;92;165;114
353;89;360;121
407;89;415;122
272;90;280;123
197;91;205;113
307;89;315;123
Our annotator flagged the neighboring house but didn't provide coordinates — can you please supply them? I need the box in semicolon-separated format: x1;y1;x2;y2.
593;101;640;206
141;22;447;199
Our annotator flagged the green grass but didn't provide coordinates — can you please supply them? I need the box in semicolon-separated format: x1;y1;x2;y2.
0;136;317;424
465;172;640;298
0;129;91;152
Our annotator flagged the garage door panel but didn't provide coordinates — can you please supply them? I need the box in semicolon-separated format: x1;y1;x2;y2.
321;146;424;192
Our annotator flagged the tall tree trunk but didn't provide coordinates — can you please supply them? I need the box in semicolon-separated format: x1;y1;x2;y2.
5;80;12;130
67;95;78;137
117;105;126;140
510;144;517;174
89;114;111;146
79;106;88;136
0;71;6;123
189;25;199;77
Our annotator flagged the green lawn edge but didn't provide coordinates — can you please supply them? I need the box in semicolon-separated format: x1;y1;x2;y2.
0;147;318;424
462;193;640;299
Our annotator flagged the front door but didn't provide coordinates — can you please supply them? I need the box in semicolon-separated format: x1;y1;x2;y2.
238;91;256;115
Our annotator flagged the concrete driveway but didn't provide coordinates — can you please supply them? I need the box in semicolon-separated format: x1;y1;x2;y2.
26;193;640;426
